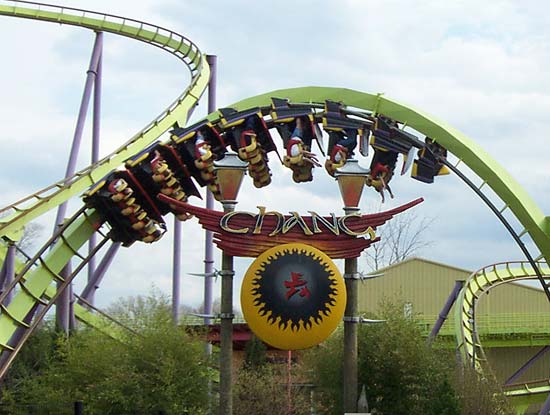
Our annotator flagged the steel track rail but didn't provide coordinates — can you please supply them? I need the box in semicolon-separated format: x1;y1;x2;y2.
221;88;550;292
0;208;102;351
454;261;550;369
0;0;210;241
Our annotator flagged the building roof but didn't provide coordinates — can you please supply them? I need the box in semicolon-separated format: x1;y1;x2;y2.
371;256;473;275
371;256;544;292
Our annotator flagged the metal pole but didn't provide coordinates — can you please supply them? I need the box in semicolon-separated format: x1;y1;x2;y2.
2;243;16;305
74;401;84;415
172;217;182;323
343;207;359;413
204;54;217;331
87;31;103;306
80;242;121;302
429;280;464;341
54;32;103;332
56;263;71;335
219;203;234;415
539;393;550;415
505;345;550;386
54;32;103;228
69;283;76;331
0;253;6;293
288;350;292;415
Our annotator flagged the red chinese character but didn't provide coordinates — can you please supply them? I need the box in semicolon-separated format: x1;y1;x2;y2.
285;272;310;300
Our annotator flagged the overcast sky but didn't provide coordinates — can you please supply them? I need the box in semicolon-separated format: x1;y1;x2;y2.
1;0;549;311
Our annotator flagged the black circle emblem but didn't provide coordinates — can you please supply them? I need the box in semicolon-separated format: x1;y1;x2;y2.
241;243;345;350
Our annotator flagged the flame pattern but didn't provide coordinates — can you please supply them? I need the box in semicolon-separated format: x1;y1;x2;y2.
250;245;339;332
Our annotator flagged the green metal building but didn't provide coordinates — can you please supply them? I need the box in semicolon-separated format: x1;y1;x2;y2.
357;257;550;388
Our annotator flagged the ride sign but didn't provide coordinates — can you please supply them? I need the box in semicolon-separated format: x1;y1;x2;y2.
241;243;346;350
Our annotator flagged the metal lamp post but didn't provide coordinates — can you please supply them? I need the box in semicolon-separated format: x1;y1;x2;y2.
335;158;369;414
213;151;248;415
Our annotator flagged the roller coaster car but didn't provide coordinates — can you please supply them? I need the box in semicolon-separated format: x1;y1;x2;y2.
171;120;226;157
370;116;416;155
270;97;322;150
411;138;450;184
322;100;370;131
125;143;201;215
366;149;398;202
218;107;276;154
83;172;166;246
155;144;201;197
323;100;371;156
170;123;224;187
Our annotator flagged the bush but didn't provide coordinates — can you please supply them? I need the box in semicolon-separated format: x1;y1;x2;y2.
305;300;460;414
1;293;211;415
234;365;311;415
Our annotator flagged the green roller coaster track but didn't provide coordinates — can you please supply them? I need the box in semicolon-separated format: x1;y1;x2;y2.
0;1;549;409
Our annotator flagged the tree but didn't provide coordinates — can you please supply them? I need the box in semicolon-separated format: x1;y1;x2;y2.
305;300;515;414
355;301;459;415
243;334;267;370
457;367;514;415
303;299;516;415
233;364;311;415
364;209;433;272
1;292;212;415
16;222;43;260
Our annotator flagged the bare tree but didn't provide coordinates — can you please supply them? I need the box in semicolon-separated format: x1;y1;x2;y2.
16;222;43;260
364;209;433;272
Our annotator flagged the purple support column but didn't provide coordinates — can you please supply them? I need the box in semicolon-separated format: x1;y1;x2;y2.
69;284;77;331
54;32;103;333
203;55;217;330
539;393;550;415
2;244;16;304
80;242;121;302
56;263;71;335
429;280;464;342
87;31;103;306
505;346;550;386
54;32;104;228
172;217;182;323
0;254;6;292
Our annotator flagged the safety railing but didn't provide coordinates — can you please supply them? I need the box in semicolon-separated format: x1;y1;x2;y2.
418;313;550;337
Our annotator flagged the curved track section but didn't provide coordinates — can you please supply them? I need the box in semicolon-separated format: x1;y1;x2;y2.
454;262;550;406
0;0;210;241
455;261;550;369
0;0;209;371
1;7;550;403
222;88;550;294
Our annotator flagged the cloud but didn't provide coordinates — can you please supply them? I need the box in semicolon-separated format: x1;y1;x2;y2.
1;0;549;316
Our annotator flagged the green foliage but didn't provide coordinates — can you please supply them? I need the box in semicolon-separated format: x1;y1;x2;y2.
302;328;344;413
305;300;516;414
2;320;59;387
305;300;461;415
233;364;311;415
1;293;211;415
457;367;514;415
243;334;267;370
358;301;460;415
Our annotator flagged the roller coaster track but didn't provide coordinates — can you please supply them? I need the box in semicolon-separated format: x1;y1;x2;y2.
0;0;210;374
505;379;550;411
0;0;210;242
454;261;550;407
223;88;550;300
1;2;550;406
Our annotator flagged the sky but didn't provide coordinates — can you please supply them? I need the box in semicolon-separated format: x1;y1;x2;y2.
1;0;550;312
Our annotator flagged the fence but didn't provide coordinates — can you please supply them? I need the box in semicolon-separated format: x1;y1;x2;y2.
417;312;550;337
